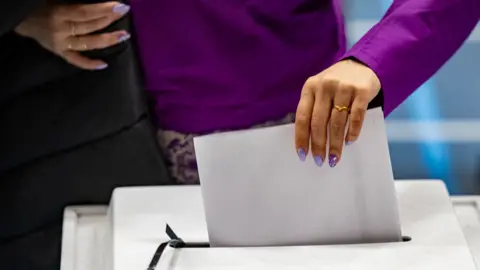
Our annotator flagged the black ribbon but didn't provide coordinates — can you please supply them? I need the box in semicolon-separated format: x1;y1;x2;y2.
147;224;210;270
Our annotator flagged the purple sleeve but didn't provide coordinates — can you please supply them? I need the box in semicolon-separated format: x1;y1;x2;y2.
343;0;480;116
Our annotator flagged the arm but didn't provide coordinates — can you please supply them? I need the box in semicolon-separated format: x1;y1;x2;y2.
344;0;480;116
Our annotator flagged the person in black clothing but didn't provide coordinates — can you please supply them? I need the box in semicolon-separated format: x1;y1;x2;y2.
0;1;171;269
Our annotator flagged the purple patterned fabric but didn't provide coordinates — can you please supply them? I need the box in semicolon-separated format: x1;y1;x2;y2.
157;114;295;184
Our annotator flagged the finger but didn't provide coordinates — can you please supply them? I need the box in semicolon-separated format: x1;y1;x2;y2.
57;2;130;22
69;14;124;36
309;87;332;167
62;51;108;70
68;31;130;51
345;96;368;144
295;79;316;162
328;85;353;168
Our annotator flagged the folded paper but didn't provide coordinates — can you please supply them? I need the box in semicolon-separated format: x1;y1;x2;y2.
194;108;402;247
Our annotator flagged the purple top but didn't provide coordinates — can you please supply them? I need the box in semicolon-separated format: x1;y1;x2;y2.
130;0;479;133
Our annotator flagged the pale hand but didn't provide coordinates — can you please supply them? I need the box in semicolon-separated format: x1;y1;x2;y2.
14;2;131;70
294;59;381;168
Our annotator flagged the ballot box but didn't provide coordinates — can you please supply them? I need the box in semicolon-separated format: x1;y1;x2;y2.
60;180;480;270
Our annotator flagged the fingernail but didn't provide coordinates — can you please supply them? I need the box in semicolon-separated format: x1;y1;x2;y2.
329;155;338;168
313;156;323;167
113;4;130;15
95;64;108;70
345;141;353;145
119;33;131;42
297;148;306;162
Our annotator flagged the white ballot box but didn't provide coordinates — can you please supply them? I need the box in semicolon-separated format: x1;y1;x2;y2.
61;180;480;270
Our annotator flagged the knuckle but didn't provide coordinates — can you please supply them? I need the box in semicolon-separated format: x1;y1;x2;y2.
310;115;326;130
295;133;307;143
348;127;361;138
356;94;370;105
305;76;319;87
355;85;371;94
350;117;362;128
318;146;327;155
310;131;326;151
310;121;321;133
300;88;313;98
76;6;89;17
301;79;317;96
295;112;310;126
321;76;339;88
349;129;360;138
321;77;339;95
331;121;344;135
75;24;87;34
311;143;326;155
338;84;353;96
351;107;365;115
295;130;309;148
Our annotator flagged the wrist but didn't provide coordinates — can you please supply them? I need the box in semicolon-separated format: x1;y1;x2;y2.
346;57;381;91
14;22;30;37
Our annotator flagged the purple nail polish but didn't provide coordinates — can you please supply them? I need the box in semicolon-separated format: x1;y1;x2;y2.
113;4;130;15
297;148;306;162
313;156;323;167
95;64;108;70
119;33;131;42
329;155;338;168
345;141;353;145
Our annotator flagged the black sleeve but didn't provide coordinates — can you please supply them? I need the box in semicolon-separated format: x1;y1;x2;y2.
0;0;44;38
0;0;154;174
0;0;135;104
0;0;49;103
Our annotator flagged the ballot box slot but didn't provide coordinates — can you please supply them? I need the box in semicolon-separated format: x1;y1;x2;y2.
147;224;210;270
146;224;411;270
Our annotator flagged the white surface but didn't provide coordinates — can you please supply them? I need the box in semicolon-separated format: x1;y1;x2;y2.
60;206;108;270
452;196;480;266
61;193;480;270
106;181;476;270
193;108;401;247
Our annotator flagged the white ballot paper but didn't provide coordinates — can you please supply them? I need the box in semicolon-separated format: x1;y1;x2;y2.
194;108;401;247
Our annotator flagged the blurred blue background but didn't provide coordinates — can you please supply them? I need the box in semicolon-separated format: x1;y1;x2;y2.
345;0;480;194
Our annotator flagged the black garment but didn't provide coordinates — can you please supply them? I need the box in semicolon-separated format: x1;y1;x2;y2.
0;0;171;269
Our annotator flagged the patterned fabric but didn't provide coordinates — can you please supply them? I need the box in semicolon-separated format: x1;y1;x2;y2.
157;113;296;185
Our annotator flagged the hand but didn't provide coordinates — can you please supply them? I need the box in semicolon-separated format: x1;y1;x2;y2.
295;59;381;168
14;2;131;70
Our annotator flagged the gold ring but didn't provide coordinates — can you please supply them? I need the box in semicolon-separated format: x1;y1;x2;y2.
334;105;350;112
70;22;76;36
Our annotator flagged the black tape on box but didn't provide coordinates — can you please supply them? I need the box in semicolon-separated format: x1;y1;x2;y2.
147;224;210;270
